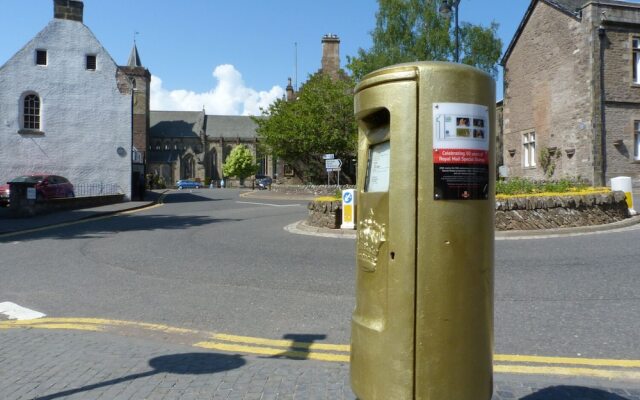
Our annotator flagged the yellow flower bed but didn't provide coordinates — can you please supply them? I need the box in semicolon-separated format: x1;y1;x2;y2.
496;187;610;200
315;196;340;202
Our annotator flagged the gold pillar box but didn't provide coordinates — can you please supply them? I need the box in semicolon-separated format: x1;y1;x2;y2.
351;62;495;400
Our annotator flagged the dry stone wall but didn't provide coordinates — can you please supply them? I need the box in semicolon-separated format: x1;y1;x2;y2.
307;192;630;231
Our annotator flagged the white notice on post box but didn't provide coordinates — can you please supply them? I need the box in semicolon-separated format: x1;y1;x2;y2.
27;187;36;200
366;141;390;192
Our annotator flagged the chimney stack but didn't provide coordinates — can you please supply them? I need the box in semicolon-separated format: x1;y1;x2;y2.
321;34;340;79
54;0;84;23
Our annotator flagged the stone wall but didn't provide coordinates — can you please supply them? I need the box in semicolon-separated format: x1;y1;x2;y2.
495;191;629;230
307;192;630;231
307;200;342;229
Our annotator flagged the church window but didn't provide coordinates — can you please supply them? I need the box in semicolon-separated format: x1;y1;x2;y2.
633;39;640;84
36;50;47;66
86;55;97;70
23;94;41;130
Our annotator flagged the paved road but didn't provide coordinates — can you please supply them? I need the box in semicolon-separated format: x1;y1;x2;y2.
1;188;639;399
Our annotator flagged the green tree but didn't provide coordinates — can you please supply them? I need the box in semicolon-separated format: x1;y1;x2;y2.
222;145;259;183
347;0;502;80
254;73;357;183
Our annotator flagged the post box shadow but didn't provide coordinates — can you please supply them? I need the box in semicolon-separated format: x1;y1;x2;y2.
33;352;245;400
264;333;327;361
519;385;632;399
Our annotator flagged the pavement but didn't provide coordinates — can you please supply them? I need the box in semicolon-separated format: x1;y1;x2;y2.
2;188;640;399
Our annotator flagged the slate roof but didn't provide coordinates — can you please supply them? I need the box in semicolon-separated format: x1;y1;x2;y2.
150;112;263;140
127;43;142;67
149;111;204;138
204;115;261;140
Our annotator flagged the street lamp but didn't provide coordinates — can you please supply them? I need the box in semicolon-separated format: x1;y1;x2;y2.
439;0;461;63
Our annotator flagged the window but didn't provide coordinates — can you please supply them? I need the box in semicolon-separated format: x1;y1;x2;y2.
36;50;47;66
86;55;96;70
634;39;640;84
23;94;41;130
523;131;536;168
635;121;640;161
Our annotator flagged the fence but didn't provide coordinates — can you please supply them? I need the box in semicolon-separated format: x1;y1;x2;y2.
74;183;123;198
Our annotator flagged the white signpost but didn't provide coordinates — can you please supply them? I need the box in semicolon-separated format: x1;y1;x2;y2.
325;159;343;185
323;154;335;160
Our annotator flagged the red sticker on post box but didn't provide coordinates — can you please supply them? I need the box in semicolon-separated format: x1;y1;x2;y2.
433;103;490;200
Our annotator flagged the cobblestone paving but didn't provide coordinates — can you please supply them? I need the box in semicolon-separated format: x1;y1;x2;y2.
0;329;638;400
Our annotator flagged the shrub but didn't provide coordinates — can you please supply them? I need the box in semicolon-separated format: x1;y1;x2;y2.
496;177;608;198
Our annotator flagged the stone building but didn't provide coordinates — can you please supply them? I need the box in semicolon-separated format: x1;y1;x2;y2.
148;111;267;186
501;0;640;187
0;0;144;199
148;33;345;186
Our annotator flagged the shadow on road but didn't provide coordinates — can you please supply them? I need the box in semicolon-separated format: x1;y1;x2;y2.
0;213;241;242
33;352;245;400
521;385;632;399
267;333;328;360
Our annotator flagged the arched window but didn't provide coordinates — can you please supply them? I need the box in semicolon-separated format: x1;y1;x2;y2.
23;94;41;130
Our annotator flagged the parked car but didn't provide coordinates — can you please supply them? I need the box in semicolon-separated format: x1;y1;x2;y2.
255;175;273;189
9;174;75;200
176;179;202;189
0;184;9;207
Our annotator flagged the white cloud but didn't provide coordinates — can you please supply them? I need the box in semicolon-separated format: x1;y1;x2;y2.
150;64;283;116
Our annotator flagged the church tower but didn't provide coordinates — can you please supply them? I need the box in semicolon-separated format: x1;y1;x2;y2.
120;43;151;164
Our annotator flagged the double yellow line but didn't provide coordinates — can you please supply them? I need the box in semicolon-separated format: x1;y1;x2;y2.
2;317;639;381
195;333;350;362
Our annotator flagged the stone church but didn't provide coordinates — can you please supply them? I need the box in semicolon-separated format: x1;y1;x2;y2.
147;34;344;187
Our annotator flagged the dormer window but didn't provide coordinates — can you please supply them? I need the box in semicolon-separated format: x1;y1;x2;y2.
36;50;47;66
86;55;96;70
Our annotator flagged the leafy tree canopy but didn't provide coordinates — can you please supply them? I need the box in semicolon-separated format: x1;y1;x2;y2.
254;73;357;183
347;0;502;80
222;144;259;180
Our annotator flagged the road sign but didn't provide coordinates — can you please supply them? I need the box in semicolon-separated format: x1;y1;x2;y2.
325;159;342;170
323;154;335;160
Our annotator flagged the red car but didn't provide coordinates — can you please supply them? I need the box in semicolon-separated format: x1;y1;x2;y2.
10;175;75;200
0;183;9;207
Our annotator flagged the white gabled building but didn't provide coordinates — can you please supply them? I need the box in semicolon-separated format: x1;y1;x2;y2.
0;0;134;199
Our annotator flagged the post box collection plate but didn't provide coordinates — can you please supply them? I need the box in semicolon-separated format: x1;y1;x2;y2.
433;102;490;200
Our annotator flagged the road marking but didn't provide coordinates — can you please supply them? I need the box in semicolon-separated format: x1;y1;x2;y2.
494;364;640;381
0;302;46;320
236;201;300;207
213;333;351;352
2;317;640;381
495;354;640;368
194;341;350;362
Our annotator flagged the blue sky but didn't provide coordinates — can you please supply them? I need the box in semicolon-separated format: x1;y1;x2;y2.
0;0;532;114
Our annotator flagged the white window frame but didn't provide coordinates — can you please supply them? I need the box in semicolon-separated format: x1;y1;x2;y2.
634;121;640;161
20;92;43;132
523;131;536;168
35;49;47;66
86;54;97;71
633;38;640;84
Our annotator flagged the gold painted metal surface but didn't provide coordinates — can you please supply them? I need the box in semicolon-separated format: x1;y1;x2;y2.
351;62;495;400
